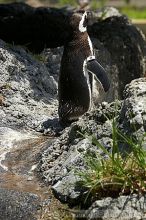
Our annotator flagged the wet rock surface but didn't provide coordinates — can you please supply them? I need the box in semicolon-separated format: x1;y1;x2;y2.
0;127;72;220
0;39;65;219
0;127;50;220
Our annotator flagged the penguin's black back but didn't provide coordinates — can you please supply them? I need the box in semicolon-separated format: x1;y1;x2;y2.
58;32;91;122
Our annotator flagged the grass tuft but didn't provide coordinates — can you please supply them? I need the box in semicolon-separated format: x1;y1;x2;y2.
77;120;146;200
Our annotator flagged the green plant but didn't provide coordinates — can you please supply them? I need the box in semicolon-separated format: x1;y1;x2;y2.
78;120;146;201
59;0;77;6
91;0;108;9
120;7;146;19
99;0;108;8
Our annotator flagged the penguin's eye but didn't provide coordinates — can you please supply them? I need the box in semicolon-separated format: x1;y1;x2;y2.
83;15;88;27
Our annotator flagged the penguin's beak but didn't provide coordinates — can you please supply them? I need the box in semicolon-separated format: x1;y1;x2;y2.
87;59;110;92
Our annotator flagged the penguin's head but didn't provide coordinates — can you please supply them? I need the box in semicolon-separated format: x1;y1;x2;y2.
70;10;89;33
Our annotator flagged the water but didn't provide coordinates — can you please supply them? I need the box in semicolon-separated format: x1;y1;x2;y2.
0;127;73;219
0;127;50;198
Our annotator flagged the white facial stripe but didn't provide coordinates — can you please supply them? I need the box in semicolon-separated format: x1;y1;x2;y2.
79;12;87;33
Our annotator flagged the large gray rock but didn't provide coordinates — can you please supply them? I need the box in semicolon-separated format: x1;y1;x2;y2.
41;137;95;204
0;40;59;130
86;194;146;220
88;8;146;102
119;78;146;152
120;78;146;137
40;78;146;209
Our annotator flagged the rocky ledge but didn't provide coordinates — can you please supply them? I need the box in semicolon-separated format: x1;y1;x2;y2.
40;78;146;219
41;78;146;204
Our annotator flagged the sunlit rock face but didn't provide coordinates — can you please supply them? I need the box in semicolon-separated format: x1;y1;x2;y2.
120;78;146;143
0;39;59;131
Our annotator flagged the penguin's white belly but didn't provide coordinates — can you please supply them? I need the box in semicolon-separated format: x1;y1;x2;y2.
92;75;105;105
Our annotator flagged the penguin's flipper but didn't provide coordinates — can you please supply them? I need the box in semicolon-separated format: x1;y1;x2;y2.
87;59;110;92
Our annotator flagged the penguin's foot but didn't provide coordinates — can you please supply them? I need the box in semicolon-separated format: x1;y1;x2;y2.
59;117;78;128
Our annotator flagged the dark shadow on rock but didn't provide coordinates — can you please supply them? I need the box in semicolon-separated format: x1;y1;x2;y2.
40;117;65;136
0;2;72;53
88;15;146;100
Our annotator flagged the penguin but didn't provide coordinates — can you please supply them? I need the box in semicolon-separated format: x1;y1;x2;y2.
58;11;110;125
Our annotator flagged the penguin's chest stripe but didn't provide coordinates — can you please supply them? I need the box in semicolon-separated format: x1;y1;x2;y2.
83;60;92;108
88;36;94;56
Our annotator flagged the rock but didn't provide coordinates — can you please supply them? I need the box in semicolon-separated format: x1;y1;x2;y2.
0;39;58;130
40;103;117;205
51;138;94;205
0;2;72;52
121;78;146;135
93;6;122;21
86;194;146;220
88;12;146;101
41;47;63;81
0;188;41;220
40;78;146;207
119;78;146;151
52;173;84;205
